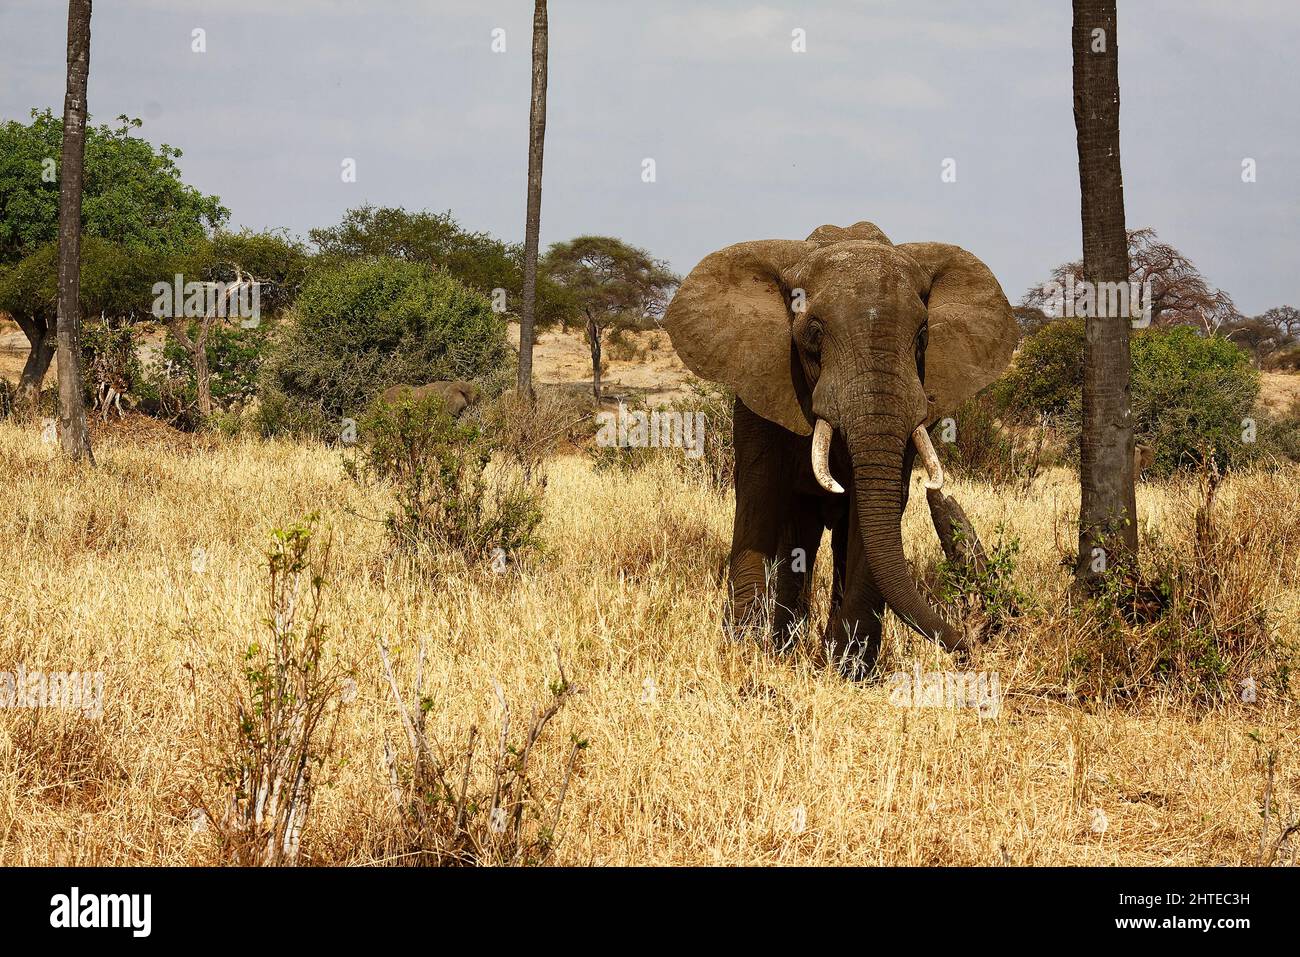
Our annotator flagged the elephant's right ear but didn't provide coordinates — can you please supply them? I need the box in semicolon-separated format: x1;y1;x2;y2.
663;240;815;435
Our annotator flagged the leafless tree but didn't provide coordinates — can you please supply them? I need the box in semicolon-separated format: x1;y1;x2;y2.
1023;227;1242;334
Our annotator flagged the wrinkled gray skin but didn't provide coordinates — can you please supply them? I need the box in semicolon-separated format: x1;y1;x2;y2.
379;380;481;418
663;222;1017;679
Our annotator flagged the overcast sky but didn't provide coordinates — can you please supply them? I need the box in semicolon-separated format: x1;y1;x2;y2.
1;0;1296;313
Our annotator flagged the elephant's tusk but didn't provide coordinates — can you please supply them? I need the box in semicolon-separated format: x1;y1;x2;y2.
811;419;845;494
912;424;944;490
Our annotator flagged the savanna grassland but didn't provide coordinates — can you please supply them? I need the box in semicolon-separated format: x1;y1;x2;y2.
0;416;1297;866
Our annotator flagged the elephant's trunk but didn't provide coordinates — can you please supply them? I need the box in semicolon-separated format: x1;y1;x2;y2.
846;417;965;653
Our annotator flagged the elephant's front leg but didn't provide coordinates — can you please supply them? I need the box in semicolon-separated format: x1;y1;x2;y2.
728;401;820;646
729;493;822;646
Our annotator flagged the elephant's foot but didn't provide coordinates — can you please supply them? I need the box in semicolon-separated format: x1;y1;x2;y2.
723;595;806;654
824;607;884;681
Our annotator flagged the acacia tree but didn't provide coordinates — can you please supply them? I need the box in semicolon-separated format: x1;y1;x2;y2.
543;236;677;401
1230;305;1300;366
56;0;94;461
1072;0;1136;585
516;0;548;400
1224;313;1296;366
0;110;226;403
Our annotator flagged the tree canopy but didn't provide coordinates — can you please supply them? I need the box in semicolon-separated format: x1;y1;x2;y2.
542;235;678;329
0;109;228;266
309;205;567;326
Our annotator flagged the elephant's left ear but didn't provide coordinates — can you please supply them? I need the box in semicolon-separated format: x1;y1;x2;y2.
898;242;1017;422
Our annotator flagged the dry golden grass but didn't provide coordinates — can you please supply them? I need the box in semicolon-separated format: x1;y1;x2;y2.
0;418;1297;866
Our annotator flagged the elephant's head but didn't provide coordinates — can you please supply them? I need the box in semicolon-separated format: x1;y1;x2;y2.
664;221;1016;649
454;381;482;408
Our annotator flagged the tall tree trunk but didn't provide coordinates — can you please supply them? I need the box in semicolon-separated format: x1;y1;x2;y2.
515;0;548;401
55;0;94;463
15;313;57;408
586;312;602;402
1072;0;1134;585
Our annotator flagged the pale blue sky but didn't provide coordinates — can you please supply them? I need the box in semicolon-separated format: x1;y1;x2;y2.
1;0;1296;312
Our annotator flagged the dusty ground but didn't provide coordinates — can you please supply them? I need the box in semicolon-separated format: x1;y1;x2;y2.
1260;371;1300;416
0;318;31;384
505;321;696;407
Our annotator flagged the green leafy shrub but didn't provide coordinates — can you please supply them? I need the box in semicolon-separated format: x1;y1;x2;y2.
1130;326;1260;473
349;394;543;565
993;319;1084;424
259;258;507;437
154;319;272;425
932;526;1026;634
195;516;350;865
996;320;1261;475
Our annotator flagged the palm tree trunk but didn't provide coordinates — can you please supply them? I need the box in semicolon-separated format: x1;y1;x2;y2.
55;0;94;463
516;0;548;401
1072;0;1134;585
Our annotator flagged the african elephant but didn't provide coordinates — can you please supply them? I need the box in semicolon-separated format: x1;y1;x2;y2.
378;380;481;418
663;221;1017;678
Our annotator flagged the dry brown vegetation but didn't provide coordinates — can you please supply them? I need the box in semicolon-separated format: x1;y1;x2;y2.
0;416;1297;866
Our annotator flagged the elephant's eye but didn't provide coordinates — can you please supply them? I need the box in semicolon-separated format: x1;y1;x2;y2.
914;323;928;375
806;319;824;352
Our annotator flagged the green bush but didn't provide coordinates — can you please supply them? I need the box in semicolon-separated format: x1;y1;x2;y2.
158;320;271;416
993;319;1084;423
259;258;506;437
995;321;1261;475
933;526;1026;634
1131;326;1259;473
349;394;543;564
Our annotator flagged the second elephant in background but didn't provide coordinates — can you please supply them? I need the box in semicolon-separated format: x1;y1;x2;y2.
379;380;482;418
